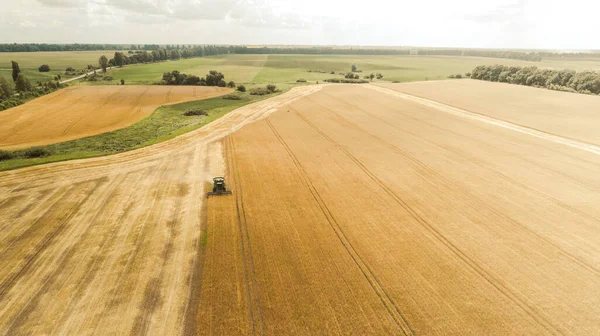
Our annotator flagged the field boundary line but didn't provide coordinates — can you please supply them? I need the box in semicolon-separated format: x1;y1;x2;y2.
265;117;414;336
367;84;600;158
294;111;563;335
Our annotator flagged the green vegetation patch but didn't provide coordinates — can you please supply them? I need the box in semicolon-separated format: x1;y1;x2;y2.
0;92;271;171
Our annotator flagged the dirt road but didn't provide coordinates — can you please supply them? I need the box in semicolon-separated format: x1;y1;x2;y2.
0;86;231;149
59;67;113;84
0;85;322;335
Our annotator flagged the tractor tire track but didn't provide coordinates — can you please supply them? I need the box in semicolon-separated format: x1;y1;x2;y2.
310;93;600;277
294;111;563;335
227;135;265;336
265;118;415;336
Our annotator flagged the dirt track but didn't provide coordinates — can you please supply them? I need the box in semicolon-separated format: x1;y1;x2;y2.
0;85;231;149
1;83;600;335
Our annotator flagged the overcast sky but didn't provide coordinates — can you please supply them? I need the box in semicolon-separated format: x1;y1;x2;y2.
1;0;598;50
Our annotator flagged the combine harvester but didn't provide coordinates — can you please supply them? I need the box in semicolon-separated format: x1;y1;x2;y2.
207;177;232;197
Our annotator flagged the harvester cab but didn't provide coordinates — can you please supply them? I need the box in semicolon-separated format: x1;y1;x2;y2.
207;177;232;197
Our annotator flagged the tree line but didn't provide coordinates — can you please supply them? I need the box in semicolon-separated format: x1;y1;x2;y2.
101;45;233;68
231;46;412;55
416;49;542;61
0;43;133;52
470;64;600;95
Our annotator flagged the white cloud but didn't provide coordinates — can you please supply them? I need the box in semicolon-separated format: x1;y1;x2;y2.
0;0;594;48
20;21;37;28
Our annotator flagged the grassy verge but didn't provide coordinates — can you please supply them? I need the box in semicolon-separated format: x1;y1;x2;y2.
0;89;283;171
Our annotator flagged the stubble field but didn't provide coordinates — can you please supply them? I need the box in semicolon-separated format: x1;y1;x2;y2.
199;84;600;334
1;81;599;335
0;85;231;149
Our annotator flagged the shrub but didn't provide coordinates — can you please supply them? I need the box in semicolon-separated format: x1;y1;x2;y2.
548;84;578;93
103;76;113;81
0;150;13;161
296;79;307;82
237;85;246;92
249;87;272;96
217;79;227;87
120;79;125;85
324;78;369;84
23;147;50;158
183;108;208;116
66;66;75;71
266;84;277;92
222;94;242;100
227;81;236;88
38;64;51;72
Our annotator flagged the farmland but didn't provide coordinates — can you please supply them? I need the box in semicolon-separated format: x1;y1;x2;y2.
0;51;122;83
0;86;231;149
1;81;600;334
85;53;600;85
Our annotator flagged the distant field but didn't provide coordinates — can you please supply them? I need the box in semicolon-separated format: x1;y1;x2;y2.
0;85;230;149
105;54;600;85
377;79;600;145
107;55;269;84
0;50;119;82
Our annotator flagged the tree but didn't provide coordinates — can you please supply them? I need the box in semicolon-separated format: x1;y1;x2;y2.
15;73;32;92
99;55;109;72
237;84;246;92
38;64;51;72
11;61;21;82
120;79;125;85
114;52;126;67
369;73;375;81
170;50;181;60
205;70;224;86
227;81;236;88
351;64;357;72
0;77;13;99
266;84;277;93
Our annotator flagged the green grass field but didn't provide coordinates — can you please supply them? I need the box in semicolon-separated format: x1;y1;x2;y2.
0;50;120;83
100;54;600;86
